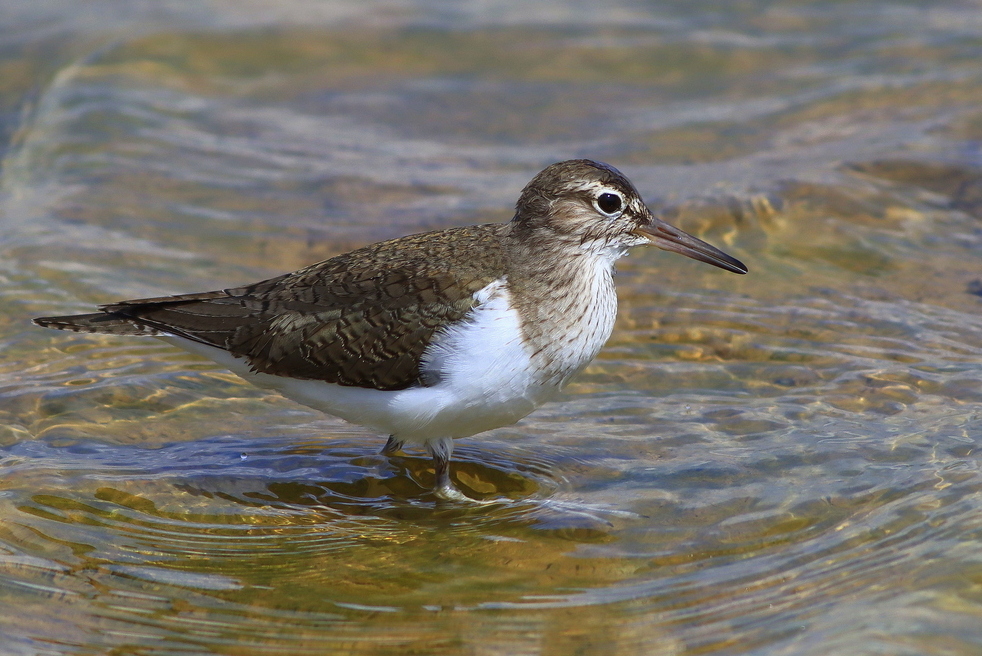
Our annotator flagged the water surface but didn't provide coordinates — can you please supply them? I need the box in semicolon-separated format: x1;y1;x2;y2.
2;1;982;654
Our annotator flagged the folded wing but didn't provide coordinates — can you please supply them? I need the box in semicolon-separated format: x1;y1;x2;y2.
34;225;506;391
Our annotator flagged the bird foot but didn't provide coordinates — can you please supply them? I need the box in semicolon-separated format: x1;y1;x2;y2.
432;484;508;505
433;484;473;503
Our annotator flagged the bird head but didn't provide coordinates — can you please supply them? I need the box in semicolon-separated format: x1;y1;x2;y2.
513;159;747;274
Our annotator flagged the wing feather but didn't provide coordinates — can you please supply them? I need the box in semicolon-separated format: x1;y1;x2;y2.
37;224;507;391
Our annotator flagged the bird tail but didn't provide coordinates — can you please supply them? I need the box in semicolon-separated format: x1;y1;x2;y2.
33;313;160;336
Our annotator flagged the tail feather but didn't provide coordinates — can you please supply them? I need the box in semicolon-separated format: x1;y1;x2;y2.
33;313;160;336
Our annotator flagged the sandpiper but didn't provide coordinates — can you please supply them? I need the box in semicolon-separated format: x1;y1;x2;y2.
35;159;746;499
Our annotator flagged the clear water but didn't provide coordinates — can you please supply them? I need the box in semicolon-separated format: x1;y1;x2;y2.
2;1;982;654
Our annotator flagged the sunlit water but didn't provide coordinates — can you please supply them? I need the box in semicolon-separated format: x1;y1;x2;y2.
2;1;982;654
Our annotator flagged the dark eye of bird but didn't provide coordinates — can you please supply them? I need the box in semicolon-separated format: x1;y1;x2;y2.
597;192;622;214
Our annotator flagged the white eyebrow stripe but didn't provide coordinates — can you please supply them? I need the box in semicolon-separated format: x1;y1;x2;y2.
568;180;625;195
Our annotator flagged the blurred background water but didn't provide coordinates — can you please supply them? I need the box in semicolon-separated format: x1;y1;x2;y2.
2;0;982;654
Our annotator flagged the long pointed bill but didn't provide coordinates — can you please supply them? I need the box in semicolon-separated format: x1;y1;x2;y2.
634;218;748;274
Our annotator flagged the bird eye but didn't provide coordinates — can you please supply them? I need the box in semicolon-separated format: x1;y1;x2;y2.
595;192;623;215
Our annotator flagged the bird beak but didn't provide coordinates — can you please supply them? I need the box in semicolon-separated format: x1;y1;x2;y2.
634;217;748;274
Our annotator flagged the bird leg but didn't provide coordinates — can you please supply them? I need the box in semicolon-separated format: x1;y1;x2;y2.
427;437;467;501
381;435;467;500
380;435;405;455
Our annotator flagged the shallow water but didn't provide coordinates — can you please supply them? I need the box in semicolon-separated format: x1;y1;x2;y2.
3;1;982;654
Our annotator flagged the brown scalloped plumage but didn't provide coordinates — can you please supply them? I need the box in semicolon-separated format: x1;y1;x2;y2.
40;224;508;391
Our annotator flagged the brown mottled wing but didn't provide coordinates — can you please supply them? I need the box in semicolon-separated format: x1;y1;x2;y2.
73;225;506;391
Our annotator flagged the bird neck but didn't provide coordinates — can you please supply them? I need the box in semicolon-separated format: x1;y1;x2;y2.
503;225;620;388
